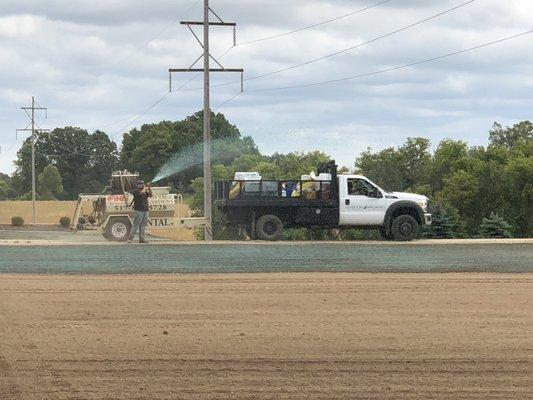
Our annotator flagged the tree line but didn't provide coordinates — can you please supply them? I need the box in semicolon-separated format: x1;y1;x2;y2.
1;111;531;238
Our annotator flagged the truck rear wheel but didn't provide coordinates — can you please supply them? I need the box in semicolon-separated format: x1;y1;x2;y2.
105;217;131;242
391;215;419;241
256;214;283;241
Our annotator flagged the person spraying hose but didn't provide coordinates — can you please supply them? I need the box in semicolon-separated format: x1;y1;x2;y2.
128;180;153;244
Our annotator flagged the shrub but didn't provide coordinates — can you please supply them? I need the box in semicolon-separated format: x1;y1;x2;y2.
423;203;467;239
478;213;512;238
59;216;71;228
11;216;24;226
340;229;381;241
283;228;310;241
423;203;455;239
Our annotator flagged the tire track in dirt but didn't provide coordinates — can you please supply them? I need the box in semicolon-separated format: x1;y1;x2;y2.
0;273;531;399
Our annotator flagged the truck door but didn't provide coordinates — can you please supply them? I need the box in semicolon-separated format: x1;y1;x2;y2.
339;177;388;225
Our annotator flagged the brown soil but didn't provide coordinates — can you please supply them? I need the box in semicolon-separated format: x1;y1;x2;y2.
0;273;531;399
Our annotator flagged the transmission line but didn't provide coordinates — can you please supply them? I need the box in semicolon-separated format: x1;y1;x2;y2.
237;0;395;45
47;135;94;158
247;0;476;81
213;91;243;112
108;91;173;139
104;44;238;139
107;0;201;69
184;0;476;91
247;30;533;91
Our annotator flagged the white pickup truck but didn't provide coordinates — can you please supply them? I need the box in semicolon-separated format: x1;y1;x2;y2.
214;161;431;241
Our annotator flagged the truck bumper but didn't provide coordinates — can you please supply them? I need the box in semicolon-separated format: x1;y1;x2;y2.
424;213;432;226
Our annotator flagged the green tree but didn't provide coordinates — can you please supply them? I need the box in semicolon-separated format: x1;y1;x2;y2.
13;127;119;199
398;137;432;190
504;156;533;237
423;204;455;239
489;121;532;149
478;213;512;238
0;173;15;200
422;203;466;239
252;162;282;179
355;147;404;190
38;165;63;200
431;139;469;193
120;111;258;184
355;137;431;192
439;170;479;231
270;151;330;179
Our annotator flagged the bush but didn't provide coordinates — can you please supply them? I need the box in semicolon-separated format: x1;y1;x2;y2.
284;228;310;241
59;216;71;228
340;229;381;241
423;203;468;239
478;213;512;238
11;216;24;226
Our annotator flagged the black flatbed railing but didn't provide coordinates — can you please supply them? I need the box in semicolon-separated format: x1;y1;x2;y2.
214;180;334;202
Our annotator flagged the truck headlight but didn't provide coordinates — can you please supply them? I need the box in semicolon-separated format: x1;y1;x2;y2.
419;200;429;213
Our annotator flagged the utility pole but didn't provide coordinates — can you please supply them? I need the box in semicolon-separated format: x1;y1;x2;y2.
17;97;49;225
169;0;243;241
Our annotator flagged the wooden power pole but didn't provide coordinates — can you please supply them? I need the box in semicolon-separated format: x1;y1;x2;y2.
169;0;243;241
17;97;49;225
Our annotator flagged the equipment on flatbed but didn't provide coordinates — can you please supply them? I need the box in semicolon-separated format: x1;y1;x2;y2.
71;171;208;241
214;161;432;242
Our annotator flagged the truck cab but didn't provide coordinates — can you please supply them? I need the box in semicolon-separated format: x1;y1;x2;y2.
338;175;431;227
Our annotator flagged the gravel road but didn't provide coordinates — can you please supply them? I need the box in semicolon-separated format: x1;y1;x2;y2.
0;240;531;273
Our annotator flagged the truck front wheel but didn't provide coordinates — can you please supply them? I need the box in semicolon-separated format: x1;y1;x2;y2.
256;214;283;241
391;215;419;241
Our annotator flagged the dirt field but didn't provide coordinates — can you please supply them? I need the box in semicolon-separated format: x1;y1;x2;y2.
0;273;531;399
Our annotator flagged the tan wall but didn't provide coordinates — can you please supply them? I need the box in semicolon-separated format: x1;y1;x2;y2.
0;201;77;225
0;200;198;241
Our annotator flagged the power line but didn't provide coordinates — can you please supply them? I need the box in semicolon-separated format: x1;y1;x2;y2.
107;0;201;69
213;91;243;112
103;44;238;138
98;74;200;133
247;0;476;81
94;0;386;130
109;91;173;139
237;0;395;45
98;0;373;134
247;30;533;91
47;135;94;158
93;0;204;133
186;0;476;91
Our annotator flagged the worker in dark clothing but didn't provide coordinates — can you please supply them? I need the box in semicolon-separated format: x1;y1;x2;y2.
128;180;153;243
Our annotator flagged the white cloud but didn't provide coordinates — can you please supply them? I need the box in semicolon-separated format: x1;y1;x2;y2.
0;14;42;38
1;0;532;173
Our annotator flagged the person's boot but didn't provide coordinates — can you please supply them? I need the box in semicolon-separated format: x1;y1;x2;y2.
139;238;148;244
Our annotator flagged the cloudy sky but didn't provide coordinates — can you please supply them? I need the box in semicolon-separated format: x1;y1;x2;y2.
1;0;532;174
